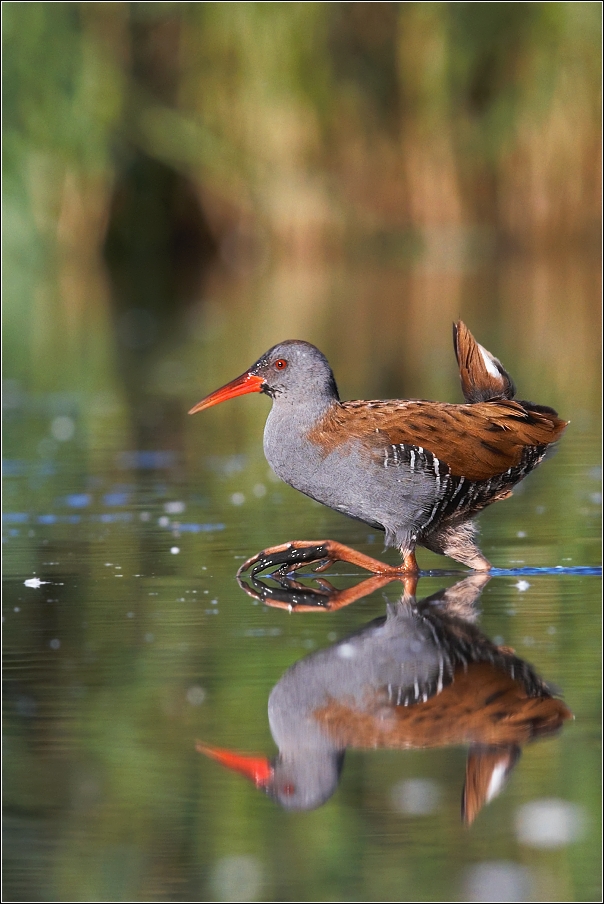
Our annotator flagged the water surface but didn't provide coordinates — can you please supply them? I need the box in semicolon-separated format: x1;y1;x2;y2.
3;257;601;902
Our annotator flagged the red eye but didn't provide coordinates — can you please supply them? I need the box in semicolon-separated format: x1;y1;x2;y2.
274;359;288;370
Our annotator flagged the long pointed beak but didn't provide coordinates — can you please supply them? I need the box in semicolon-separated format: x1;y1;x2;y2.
196;741;273;787
188;372;265;415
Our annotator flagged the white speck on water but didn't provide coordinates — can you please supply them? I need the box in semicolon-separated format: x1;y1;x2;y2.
253;483;267;497
337;643;356;659
515;580;530;591
51;415;75;442
390;778;441;816
145;632;154;643
231;492;245;505
170;546;180;554
547;625;556;634
104;563;113;567
211;599;218;605
203;590;209;594
201;566;207;571
589;492;601;505
523;636;535;646
24;578;50;588
115;565;122;570
515;798;586;848
127;612;134;618
462;861;532;903
186;685;206;706
49;638;61;650
535;505;546;514
164;500;186;514
158;516;170;527
140;511;151;521
211;855;263;904
14;607;20;613
516;530;527;538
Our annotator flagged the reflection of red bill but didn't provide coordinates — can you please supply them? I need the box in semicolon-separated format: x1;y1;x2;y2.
196;741;273;787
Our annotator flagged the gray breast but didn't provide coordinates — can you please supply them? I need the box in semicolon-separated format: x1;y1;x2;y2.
263;407;438;546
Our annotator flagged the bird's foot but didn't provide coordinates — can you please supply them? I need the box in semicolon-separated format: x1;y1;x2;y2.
237;540;419;579
237;571;401;612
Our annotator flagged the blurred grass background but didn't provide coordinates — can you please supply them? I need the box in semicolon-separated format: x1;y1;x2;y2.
4;1;601;384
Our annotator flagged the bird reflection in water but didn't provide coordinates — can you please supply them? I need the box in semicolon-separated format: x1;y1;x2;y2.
198;574;571;822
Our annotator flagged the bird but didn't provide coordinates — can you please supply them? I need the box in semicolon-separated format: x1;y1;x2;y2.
189;321;567;573
197;575;572;818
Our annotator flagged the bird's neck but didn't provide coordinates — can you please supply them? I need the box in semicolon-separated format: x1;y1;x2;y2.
263;396;340;485
269;391;339;427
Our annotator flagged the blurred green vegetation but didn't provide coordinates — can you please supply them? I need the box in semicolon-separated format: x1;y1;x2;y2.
3;2;601;248
3;1;601;414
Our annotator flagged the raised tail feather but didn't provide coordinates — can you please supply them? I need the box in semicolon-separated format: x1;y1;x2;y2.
453;321;516;403
462;745;520;825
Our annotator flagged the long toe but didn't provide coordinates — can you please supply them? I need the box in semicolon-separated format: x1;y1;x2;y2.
238;541;332;578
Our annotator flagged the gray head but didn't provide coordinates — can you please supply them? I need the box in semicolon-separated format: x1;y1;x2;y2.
251;341;340;407
189;340;339;416
267;749;345;811
196;741;343;812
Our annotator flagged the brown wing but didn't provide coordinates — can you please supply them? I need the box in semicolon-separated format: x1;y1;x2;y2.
310;399;568;481
453;320;515;403
314;662;572;750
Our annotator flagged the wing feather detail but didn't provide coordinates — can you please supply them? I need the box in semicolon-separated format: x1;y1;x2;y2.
308;399;567;482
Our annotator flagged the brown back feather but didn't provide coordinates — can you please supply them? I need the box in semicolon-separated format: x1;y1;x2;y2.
309;400;568;481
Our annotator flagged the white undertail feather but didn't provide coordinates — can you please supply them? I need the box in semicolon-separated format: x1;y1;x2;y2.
478;343;504;381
